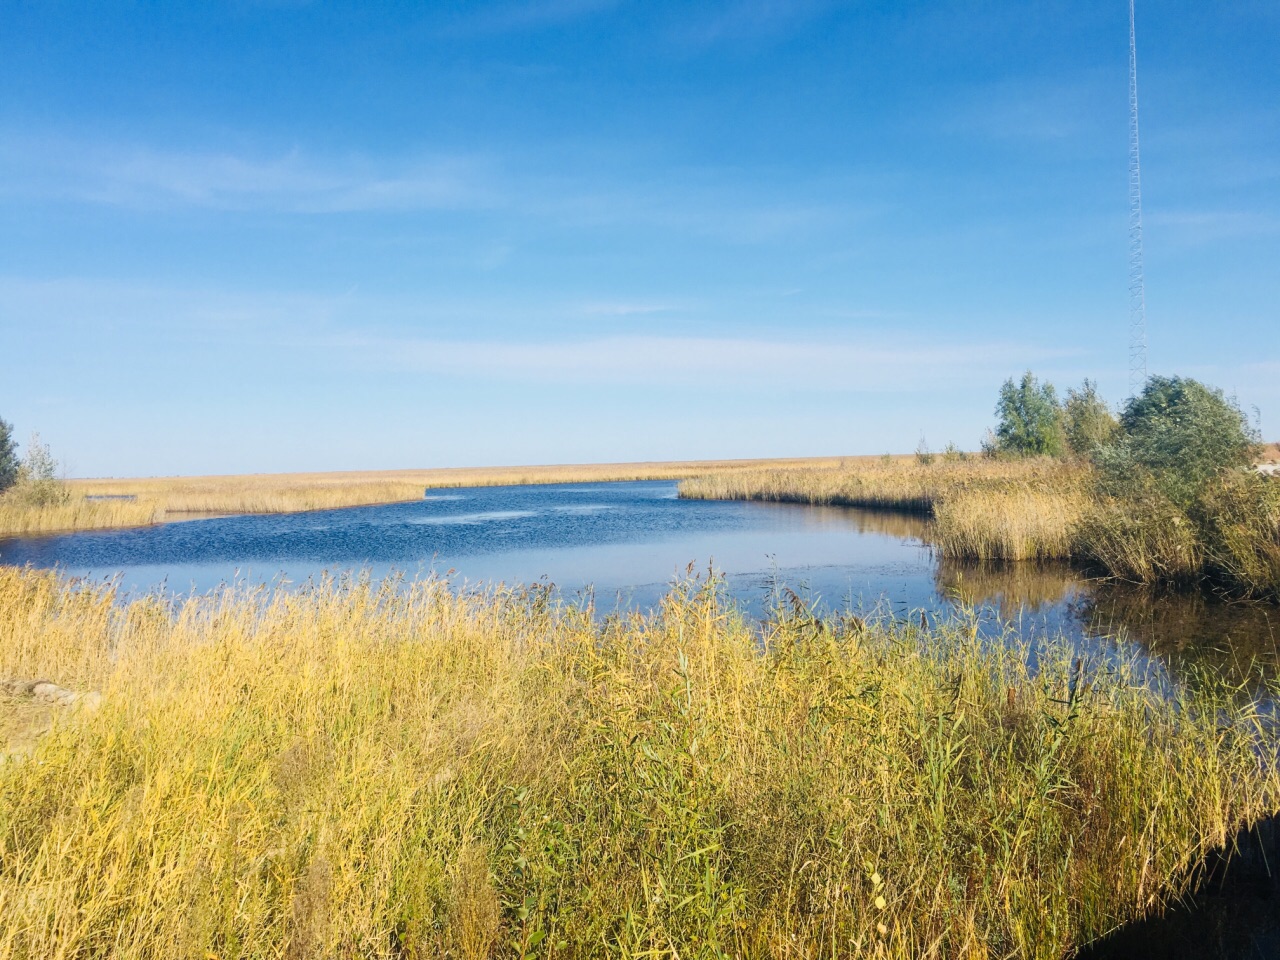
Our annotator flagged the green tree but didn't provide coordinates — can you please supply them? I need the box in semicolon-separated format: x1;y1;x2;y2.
0;417;17;493
1061;379;1119;458
1108;376;1259;508
994;371;1065;457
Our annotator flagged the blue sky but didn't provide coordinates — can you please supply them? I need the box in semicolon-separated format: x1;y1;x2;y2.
1;0;1276;477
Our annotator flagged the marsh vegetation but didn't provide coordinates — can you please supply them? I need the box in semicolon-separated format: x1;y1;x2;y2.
1;566;1277;959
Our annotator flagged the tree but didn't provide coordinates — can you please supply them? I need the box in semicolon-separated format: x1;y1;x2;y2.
994;371;1064;457
1108;376;1259;507
1061;379;1118;458
0;417;17;493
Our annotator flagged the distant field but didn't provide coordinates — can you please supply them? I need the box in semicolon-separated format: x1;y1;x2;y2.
68;457;865;516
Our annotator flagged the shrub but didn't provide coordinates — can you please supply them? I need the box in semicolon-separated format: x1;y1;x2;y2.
1109;376;1258;509
0;417;17;493
1061;379;1118;458
994;371;1065;458
1076;476;1203;586
915;436;935;466
4;433;70;508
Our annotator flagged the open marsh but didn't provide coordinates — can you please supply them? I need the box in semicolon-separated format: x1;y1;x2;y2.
2;479;1278;958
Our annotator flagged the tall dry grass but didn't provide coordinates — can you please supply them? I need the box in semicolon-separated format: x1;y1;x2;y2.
681;458;1088;563
1;566;1277;959
0;496;161;537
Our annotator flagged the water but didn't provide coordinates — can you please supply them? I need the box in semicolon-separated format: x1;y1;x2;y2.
2;480;1275;677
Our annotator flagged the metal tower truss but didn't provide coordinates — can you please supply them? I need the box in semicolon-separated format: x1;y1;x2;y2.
1127;0;1148;396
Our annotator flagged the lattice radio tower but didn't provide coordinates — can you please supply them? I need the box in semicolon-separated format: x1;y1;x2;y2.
1127;0;1148;395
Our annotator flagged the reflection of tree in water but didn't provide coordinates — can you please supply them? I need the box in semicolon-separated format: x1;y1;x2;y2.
934;558;1278;684
935;558;1081;619
1077;583;1279;682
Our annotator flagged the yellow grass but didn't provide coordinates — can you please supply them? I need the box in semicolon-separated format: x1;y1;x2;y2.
933;485;1087;561
680;458;1088;562
1;566;1277;959
0;497;161;536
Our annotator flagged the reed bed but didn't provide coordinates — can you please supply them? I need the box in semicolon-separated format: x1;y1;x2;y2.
1;566;1277;959
0;496;161;537
681;459;1087;563
933;486;1087;562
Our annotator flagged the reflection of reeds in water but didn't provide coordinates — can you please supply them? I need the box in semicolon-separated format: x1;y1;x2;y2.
798;504;933;540
1078;583;1280;680
2;566;1278;958
935;559;1080;617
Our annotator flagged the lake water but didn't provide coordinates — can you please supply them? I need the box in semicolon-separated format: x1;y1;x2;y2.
1;480;1275;681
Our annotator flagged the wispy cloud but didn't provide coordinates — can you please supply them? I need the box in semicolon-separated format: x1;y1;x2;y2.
1147;208;1280;246
939;73;1112;145
0;132;866;243
0;135;500;213
578;301;678;317
336;332;1077;392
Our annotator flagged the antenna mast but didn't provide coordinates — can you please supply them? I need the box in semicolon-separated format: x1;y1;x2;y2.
1127;0;1148;395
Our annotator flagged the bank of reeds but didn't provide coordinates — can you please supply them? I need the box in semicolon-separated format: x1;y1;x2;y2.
682;459;1280;598
680;459;1088;563
0;495;161;536
1;566;1277;959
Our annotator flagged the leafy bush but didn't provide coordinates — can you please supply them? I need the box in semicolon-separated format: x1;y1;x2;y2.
1108;376;1258;508
915;436;935;466
994;371;1065;458
1061;379;1118;459
1080;376;1274;596
0;417;17;493
1076;474;1203;586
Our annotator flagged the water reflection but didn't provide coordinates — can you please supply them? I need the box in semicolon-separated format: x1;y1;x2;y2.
936;559;1081;617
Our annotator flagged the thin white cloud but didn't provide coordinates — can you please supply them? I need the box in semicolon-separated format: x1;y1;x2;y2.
1147;209;1280;246
0;136;499;213
336;333;1078;392
939;73;1111;145
0;131;871;243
